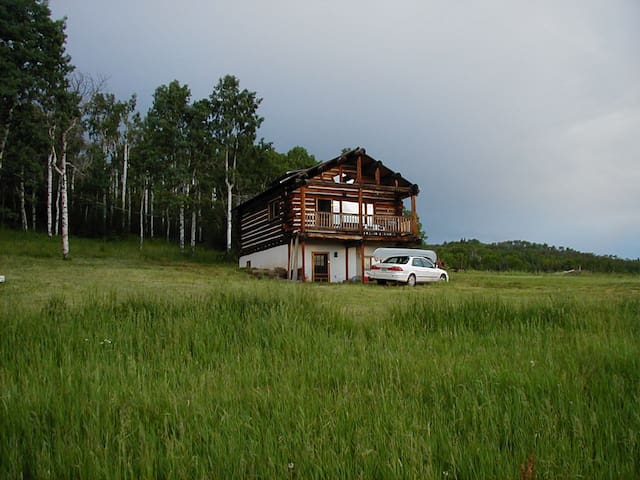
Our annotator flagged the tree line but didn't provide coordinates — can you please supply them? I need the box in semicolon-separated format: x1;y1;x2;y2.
3;2;637;271
0;0;317;258
431;239;640;274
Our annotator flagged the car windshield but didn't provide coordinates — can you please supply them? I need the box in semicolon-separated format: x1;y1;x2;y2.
383;256;409;265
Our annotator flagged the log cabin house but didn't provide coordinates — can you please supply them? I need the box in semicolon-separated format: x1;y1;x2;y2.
234;148;421;282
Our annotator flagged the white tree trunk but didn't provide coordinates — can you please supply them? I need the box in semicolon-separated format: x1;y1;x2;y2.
190;175;196;252
150;190;154;239
47;147;54;237
226;178;233;252
198;191;202;243
127;184;132;232
144;187;148;223
0;104;15;169
113;168;119;202
179;203;185;252
121;141;128;230
139;184;145;250
19;172;27;232
70;164;75;196
60;130;71;259
54;175;60;236
165;209;170;242
31;189;36;231
61;170;69;258
225;150;233;252
50;120;75;257
102;192;107;231
190;208;196;253
111;169;118;228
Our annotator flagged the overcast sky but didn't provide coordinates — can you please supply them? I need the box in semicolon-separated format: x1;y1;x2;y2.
49;0;640;259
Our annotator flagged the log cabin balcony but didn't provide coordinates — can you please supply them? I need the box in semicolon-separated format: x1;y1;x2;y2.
303;211;415;238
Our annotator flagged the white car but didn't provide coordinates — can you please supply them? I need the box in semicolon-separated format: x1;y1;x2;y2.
369;255;449;286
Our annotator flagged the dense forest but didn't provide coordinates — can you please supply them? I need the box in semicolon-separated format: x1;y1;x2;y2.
431;239;640;274
0;0;317;257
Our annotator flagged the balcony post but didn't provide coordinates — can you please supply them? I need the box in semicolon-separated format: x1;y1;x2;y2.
300;186;306;232
360;242;365;284
358;187;363;232
411;194;417;236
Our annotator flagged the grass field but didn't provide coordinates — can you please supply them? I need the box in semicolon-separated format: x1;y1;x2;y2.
1;230;639;478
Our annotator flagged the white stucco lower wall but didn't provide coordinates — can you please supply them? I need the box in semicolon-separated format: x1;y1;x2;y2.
240;242;397;283
239;244;289;270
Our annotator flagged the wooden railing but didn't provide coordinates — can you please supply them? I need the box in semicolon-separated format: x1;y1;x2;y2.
303;212;413;235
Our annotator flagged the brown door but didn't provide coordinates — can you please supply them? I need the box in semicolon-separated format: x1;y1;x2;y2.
312;252;329;282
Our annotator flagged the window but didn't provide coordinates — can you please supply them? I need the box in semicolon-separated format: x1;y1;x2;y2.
317;199;331;212
413;257;434;268
339;201;358;214
268;200;280;220
385;256;409;265
330;201;373;215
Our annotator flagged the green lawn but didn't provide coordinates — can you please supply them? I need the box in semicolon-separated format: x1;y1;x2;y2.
1;231;639;478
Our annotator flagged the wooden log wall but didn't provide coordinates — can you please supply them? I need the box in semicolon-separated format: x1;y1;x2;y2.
238;194;287;255
238;162;418;255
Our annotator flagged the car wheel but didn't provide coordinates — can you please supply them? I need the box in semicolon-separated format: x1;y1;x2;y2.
407;274;416;287
439;274;447;282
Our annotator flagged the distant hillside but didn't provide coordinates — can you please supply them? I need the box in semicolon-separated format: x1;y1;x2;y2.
427;239;640;273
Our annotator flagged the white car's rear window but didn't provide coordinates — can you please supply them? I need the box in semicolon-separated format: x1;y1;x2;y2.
383;256;409;264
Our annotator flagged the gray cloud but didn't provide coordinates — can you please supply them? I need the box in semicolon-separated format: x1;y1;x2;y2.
50;0;640;258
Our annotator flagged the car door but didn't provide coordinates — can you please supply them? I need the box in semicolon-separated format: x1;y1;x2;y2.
423;258;438;281
411;257;428;283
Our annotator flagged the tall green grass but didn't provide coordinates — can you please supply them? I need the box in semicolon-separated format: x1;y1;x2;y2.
1;231;639;477
2;284;639;478
0;227;233;263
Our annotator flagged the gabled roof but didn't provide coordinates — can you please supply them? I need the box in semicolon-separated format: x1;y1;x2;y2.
235;147;418;211
269;147;415;189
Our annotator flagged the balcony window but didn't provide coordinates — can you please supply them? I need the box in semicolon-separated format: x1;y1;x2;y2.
318;199;331;212
331;201;373;216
